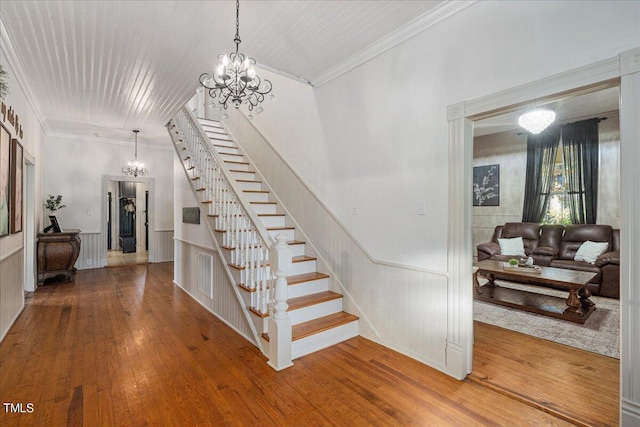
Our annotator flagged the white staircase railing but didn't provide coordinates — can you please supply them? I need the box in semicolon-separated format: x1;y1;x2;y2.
167;107;292;370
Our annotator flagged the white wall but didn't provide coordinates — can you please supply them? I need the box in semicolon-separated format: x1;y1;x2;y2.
44;134;174;266
247;1;639;272
0;49;45;340
233;0;639;388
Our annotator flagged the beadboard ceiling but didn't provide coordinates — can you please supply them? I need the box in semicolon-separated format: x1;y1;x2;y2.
0;0;470;144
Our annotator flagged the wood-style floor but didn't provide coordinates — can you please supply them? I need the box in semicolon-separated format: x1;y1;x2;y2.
471;321;619;426
0;263;613;426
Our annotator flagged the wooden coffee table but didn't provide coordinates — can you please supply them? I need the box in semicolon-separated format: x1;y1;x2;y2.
473;260;598;324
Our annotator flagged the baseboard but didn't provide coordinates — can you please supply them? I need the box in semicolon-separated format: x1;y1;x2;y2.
0;306;25;343
622;398;640;426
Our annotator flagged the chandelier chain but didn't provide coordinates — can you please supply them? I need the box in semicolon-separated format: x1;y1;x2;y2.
198;0;273;117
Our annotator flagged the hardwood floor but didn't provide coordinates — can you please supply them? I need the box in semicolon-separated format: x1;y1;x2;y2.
0;263;600;426
471;321;619;426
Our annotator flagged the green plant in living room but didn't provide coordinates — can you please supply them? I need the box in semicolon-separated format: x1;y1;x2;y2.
44;194;66;212
508;258;519;266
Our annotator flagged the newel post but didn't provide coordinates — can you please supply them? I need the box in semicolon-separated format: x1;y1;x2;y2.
267;233;293;371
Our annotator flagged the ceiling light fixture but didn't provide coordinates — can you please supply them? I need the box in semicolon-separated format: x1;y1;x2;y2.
518;109;556;134
122;130;148;177
198;0;273;120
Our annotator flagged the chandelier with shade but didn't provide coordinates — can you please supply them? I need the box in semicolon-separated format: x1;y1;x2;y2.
518;109;556;134
122;130;148;178
199;0;273;120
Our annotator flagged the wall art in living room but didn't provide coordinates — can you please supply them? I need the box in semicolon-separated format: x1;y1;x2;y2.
473;164;500;206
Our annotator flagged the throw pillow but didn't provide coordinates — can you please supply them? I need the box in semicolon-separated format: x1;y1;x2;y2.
574;240;609;264
497;237;526;256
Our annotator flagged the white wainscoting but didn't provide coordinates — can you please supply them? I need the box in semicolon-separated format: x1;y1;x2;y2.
225;113;449;371
0;248;25;341
173;238;255;346
75;232;102;270
154;230;174;262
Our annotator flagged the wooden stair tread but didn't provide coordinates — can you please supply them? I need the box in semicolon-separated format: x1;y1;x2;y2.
243;190;268;193
287;272;329;285
225;160;250;165
230;169;253;173
263;312;358;342
258;213;284;217
251;201;276;205
287;291;342;311
236;179;262;183
267;226;294;231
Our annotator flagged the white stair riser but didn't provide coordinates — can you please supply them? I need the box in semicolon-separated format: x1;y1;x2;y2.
291;320;359;360
198;119;223;128
226;162;250;171
209;137;234;147
289;298;343;325
258;216;286;228
215;146;239;155
268;228;295;240
251;203;277;214
231;170;256;180
288;277;329;299
221;241;304;258
291;259;316;276
237;181;263;191
221;153;244;162
288;243;306;257
244;191;270;202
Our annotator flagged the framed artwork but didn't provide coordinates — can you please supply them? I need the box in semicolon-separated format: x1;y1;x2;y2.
43;215;62;233
10;138;23;233
182;207;200;224
0;124;10;238
473;164;500;206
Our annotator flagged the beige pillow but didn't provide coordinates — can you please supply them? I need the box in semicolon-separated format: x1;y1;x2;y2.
574;241;608;264
497;237;526;257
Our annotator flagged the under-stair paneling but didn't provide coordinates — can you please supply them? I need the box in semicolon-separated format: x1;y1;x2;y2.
74;232;101;270
173;238;255;345
154;230;175;262
0;249;24;341
225;112;448;369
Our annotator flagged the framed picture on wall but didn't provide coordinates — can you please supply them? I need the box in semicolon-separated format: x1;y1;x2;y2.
0;124;11;238
473;164;500;206
10;138;23;233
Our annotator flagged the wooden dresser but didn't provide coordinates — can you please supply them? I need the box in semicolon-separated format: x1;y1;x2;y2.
37;229;81;285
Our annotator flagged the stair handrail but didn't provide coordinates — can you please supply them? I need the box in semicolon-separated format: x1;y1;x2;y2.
179;106;276;250
169;106;294;369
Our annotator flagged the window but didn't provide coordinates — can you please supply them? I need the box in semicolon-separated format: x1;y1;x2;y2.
542;143;572;225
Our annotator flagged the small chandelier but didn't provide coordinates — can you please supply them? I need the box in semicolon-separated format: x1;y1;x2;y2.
199;0;273;120
122;130;148;177
518;109;556;134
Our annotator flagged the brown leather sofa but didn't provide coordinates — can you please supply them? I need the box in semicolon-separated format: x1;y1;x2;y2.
477;222;620;298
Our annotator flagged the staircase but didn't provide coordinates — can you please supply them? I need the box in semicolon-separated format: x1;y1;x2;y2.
168;108;358;365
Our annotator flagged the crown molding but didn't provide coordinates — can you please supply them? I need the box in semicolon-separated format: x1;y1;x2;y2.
310;0;477;87
255;63;311;86
0;18;50;136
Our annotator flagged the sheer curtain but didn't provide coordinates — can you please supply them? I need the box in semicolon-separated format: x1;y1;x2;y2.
521;128;561;223
561;118;599;224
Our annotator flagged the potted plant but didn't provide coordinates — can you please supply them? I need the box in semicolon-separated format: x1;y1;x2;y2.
43;195;66;232
44;195;66;213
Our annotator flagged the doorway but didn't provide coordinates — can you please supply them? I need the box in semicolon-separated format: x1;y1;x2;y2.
446;48;639;423
101;175;155;267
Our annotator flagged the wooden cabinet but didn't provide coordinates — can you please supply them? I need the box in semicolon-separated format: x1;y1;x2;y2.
37;229;81;285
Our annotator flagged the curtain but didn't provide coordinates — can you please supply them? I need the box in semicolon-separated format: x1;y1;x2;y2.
521;127;561;223
561;118;599;224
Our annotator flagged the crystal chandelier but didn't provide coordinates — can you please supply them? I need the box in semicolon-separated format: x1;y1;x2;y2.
518;109;556;134
199;0;273;120
122;130;148;177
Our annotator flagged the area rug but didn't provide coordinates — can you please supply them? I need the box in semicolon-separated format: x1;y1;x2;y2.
473;280;620;359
